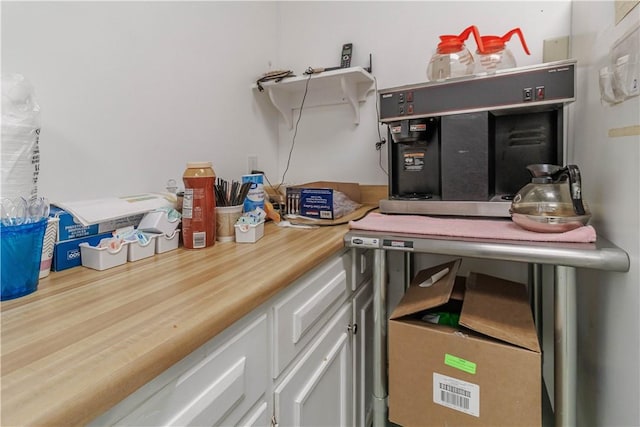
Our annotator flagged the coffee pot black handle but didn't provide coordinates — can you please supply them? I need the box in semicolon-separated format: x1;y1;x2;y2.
560;165;586;216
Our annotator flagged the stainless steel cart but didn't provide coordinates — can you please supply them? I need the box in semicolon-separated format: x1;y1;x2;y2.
344;230;630;427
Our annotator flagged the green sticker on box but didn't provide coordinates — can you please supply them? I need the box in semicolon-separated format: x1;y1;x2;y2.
444;354;476;374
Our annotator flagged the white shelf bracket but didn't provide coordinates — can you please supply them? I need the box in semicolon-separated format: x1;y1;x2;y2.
266;86;293;129
340;76;360;125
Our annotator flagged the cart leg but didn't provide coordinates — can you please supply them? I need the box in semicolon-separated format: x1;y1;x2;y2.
529;263;543;341
554;266;577;427
372;249;388;427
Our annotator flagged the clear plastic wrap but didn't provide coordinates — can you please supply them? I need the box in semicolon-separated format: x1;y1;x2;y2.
1;74;41;201
332;190;362;218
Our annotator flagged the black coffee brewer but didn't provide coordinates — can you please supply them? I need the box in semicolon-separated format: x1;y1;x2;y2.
379;59;576;217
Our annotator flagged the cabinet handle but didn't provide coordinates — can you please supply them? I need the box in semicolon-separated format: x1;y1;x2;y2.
347;323;358;335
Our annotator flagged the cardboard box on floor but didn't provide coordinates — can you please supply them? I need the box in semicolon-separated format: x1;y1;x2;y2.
389;259;541;427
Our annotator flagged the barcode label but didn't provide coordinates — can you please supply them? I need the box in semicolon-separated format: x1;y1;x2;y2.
433;372;479;417
192;232;206;248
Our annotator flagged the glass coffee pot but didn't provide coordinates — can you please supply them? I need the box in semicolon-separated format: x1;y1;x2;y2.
427;25;484;81
475;27;530;73
510;164;591;233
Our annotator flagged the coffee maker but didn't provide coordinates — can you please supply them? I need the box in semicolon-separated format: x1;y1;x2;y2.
379;59;576;217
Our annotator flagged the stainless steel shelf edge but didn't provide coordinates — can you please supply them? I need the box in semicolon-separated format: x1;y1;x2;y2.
379;199;512;217
345;231;630;272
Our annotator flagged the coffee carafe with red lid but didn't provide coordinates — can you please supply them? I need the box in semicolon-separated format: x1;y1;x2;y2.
475;27;530;73
426;25;485;81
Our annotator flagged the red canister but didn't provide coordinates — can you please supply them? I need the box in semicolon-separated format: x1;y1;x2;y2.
182;162;216;249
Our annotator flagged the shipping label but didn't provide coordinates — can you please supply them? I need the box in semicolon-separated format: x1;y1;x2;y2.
433;372;480;417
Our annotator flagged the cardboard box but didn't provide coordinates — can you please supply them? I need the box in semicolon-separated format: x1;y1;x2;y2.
389;259;541;427
52;232;114;271
50;205;143;242
285;181;361;220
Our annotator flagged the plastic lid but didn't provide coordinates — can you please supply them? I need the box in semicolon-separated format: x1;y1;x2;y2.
436;39;466;54
477;28;530;55
186;161;213;169
436;25;484;54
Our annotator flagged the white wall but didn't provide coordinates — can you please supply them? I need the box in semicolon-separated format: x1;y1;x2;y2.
2;1;280;202
570;2;640;425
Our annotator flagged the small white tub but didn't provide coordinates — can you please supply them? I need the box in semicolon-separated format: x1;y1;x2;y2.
155;230;180;253
234;221;265;243
127;236;157;262
79;240;128;271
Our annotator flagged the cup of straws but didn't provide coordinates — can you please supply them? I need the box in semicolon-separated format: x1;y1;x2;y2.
214;179;251;242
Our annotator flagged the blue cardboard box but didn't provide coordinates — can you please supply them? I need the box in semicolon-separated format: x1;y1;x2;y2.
50;205;143;241
300;188;335;219
286;182;361;220
52;232;114;271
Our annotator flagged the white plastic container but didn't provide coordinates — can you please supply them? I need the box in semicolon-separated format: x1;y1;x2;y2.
156;230;180;253
79;241;128;271
234;221;265;243
137;210;180;236
127;236;157;262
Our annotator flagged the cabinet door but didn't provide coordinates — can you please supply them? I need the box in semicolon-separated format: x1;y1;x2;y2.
273;303;353;427
353;278;374;427
236;401;269;427
272;251;352;378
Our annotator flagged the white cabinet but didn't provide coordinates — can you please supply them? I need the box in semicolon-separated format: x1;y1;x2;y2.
91;249;373;427
351;248;373;292
353;278;374;427
273;303;353;427
236;401;269;427
272;251;352;378
114;314;268;427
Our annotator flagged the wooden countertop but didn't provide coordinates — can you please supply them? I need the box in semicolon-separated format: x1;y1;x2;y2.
1;219;353;426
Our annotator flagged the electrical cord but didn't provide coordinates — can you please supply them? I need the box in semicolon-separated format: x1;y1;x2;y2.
275;71;312;193
373;76;388;176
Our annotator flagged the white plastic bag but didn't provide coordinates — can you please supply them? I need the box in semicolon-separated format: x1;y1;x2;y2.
1;74;41;201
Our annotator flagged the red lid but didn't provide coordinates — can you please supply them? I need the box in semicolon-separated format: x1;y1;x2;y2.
436;25;484;54
477;27;530;55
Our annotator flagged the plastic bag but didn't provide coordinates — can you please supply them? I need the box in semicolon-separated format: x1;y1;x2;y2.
332;190;362;218
1;74;41;201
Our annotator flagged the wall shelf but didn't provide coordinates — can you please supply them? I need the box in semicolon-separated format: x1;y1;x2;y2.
253;67;376;129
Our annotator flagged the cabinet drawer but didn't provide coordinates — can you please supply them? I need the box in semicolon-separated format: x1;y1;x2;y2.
352;248;373;291
272;251;351;378
118;314;268;426
237;401;269;427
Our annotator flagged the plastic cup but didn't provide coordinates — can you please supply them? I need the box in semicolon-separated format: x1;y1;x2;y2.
39;217;59;278
1;218;47;300
216;205;243;242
